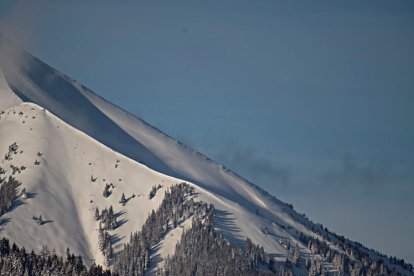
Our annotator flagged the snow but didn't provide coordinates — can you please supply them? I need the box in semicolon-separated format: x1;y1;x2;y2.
0;103;186;266
0;37;411;275
0;32;315;254
0;67;22;109
0;102;303;268
149;217;193;273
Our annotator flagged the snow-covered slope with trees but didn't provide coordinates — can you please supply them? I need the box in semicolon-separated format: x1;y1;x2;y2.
0;103;188;266
0;36;413;275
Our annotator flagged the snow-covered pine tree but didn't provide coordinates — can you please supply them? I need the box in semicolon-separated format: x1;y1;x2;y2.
103;184;111;198
98;224;104;251
119;193;126;206
95;206;100;221
0;176;21;216
292;243;301;266
148;185;157;199
20;187;28;199
0;237;111;275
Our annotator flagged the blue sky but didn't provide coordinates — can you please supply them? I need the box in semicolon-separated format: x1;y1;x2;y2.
1;0;413;263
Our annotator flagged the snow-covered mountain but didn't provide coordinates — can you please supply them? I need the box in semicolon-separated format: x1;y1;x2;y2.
0;36;412;275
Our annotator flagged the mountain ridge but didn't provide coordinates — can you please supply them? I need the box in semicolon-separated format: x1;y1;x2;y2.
0;37;412;275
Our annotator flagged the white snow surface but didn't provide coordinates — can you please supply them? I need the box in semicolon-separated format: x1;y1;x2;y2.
0;103;188;265
0;36;411;274
0;67;22;109
0;37;310;268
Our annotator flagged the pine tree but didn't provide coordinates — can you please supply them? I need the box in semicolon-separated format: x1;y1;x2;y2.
103;184;111;198
148;186;157;199
95;207;100;221
120;193;126;206
293;243;300;266
0;176;21;216
41;245;50;258
21;188;28;199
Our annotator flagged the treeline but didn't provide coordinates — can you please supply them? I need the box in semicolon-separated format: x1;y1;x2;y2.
310;224;414;274
262;184;413;274
299;233;403;275
112;183;208;275
159;213;273;275
0;143;23;217
0;238;112;275
0;174;21;216
112;183;280;275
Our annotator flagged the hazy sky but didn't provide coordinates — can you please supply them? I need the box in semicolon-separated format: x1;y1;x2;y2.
1;0;413;263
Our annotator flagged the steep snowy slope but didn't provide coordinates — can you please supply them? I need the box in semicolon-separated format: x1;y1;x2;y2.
0;102;310;262
0;103;308;270
0;29;310;253
0;67;21;109
0;37;412;274
0;103;191;266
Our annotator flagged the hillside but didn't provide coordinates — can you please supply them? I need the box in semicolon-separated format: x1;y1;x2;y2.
0;103;189;266
0;36;413;275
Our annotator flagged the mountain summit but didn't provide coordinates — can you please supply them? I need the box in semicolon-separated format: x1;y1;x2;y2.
0;38;412;275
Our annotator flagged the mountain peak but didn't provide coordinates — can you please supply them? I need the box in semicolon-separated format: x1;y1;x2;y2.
1;42;412;275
